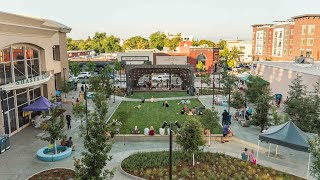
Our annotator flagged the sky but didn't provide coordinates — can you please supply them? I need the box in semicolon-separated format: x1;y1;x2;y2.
1;0;320;41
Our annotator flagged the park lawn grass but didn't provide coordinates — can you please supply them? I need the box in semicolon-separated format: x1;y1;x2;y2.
128;91;190;99
111;99;222;134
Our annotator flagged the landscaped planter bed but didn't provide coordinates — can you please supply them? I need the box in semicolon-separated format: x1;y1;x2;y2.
121;151;303;180
27;168;75;180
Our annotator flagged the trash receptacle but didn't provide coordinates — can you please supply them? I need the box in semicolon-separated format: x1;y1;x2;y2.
0;136;6;154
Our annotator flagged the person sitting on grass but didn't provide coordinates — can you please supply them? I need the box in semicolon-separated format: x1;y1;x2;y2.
132;126;140;134
180;99;185;105
150;96;154;102
187;109;193;116
191;106;197;115
135;104;142;109
66;137;75;151
185;99;191;105
180;108;185;115
163;101;169;108
183;105;188;112
144;127;149;135
149;126;155;136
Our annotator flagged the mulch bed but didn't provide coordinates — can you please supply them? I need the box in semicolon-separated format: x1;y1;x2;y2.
28;168;75;180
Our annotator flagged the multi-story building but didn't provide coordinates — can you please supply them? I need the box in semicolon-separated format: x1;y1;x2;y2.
252;14;320;61
226;40;253;62
0;11;71;136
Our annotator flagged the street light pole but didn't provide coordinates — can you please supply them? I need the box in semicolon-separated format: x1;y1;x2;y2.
113;68;115;103
161;121;181;180
212;64;215;107
85;85;88;135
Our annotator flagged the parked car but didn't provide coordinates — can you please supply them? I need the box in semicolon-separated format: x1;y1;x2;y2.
152;75;170;82
69;75;79;83
78;72;92;79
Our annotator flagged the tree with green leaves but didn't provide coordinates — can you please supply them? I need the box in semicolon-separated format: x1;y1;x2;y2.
164;34;182;50
101;35;122;53
123;36;149;50
192;39;215;47
176;118;205;152
114;61;121;72
251;86;273;132
69;61;81;77
246;75;270;104
217;40;227;50
196;61;205;72
41;107;65;154
149;31;166;50
285;75;312;132
67;37;80;51
308;78;320;134
308;137;320;179
229;47;240;62
200;109;220;133
75;67;115;179
90;68;113;98
86;61;96;73
230;90;244;110
219;59;237;113
72;103;86;125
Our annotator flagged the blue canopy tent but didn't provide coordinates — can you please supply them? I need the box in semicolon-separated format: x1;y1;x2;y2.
22;96;54;112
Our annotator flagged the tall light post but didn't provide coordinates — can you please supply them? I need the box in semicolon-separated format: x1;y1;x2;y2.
85;84;88;135
113;68;115;103
161;121;181;180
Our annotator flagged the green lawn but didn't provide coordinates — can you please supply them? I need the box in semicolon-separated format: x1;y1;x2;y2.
111;99;222;134
128;91;190;99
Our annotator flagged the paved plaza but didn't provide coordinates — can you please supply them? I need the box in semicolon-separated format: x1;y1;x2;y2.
0;91;313;180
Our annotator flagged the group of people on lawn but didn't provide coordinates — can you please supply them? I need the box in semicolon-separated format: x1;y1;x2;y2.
241;148;257;164
132;126;171;136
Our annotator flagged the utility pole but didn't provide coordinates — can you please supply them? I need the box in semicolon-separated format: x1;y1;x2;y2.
85;84;88;135
113;68;115;103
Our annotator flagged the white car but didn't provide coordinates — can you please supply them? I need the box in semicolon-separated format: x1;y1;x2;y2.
152;75;170;82
78;72;92;79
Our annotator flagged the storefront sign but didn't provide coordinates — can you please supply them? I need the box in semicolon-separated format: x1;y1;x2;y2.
156;56;187;65
122;56;149;61
16;74;49;85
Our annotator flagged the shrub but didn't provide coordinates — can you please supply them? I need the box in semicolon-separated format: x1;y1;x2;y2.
199;109;221;134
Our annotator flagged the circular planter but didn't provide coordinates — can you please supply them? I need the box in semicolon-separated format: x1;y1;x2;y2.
26;167;75;180
36;146;72;162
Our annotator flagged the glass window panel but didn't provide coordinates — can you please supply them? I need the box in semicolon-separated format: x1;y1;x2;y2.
34;87;41;99
6;90;13;98
0;63;5;85
16;88;27;94
4;62;12;84
14;60;26;81
8;97;14;110
29;89;34;100
1;99;8;112
18;104;30;128
17;92;28;106
1;48;11;62
27;59;40;78
3;112;9;134
9;109;16;133
12;46;24;60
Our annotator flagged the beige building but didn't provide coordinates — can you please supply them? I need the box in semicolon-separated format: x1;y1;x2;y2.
226;40;253;63
252;61;320;98
0;11;71;136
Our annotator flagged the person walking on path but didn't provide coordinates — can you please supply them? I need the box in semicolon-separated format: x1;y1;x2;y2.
222;109;229;125
66;114;71;129
81;85;84;92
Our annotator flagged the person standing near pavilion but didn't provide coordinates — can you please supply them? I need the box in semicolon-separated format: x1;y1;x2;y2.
222;109;229;125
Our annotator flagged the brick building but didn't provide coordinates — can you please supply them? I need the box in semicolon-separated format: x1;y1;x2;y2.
252;14;320;61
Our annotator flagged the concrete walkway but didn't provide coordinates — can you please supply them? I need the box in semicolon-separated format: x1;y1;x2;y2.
0;92;313;179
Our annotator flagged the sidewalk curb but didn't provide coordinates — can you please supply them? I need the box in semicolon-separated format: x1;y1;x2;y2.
107;99;123;122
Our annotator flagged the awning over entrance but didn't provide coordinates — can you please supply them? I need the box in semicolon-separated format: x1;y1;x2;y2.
0;73;52;91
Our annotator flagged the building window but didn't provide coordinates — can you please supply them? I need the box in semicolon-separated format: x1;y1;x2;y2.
289;49;292;55
290;39;293;45
302;25;306;35
301;39;305;46
283;50;287;55
255;31;263;55
291;29;294;35
300;49;304;56
53;45;60;61
308;25;315;35
306;49;313;57
272;28;284;57
307;38;314;46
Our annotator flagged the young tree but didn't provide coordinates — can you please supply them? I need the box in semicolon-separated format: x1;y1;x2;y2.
309;78;320;134
41;107;65;154
308;137;320;179
246;75;269;104
86;61;96;73
69;62;81;77
114;61;121;72
176;118;205;151
230;90;244;110
75;67;115;179
90;68;113;98
149;31;166;50
251;86;273;132
285;75;312;132
72;103;86;125
199;109;220;133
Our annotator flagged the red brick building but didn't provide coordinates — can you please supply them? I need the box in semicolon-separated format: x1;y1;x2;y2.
189;46;219;73
252;14;320;61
